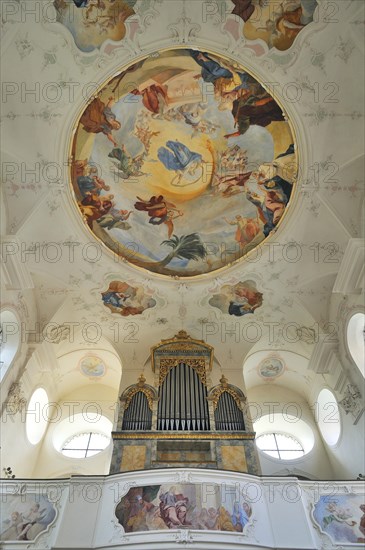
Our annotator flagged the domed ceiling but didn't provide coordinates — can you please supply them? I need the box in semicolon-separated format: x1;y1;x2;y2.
71;48;297;277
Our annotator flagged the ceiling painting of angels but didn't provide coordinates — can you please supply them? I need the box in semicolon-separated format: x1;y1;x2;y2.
71;48;298;277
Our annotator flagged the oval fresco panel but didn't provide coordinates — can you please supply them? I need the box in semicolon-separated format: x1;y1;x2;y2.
79;355;106;378
71;48;297;277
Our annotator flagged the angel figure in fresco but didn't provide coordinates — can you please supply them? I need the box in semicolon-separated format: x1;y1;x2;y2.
79;192;115;227
212;145;251;196
97;206;133;230
0;511;24;541
157;140;203;185
80;96;121;146
228;282;263;317
212;171;251;197
17;504;47;541
131;84;169;118
176;103;217;136
101;280;156;317
322;501;357;533
108;146;146;179
72;0;136;29
224;215;262;247
134;195;183;238
134;125;160;154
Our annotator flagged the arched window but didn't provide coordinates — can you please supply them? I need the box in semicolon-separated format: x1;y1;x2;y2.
254;414;315;460
215;392;245;431
122;391;152;430
157;362;210;431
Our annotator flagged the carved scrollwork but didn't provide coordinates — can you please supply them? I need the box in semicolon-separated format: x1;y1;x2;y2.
339;383;363;420
209;376;246;411
5;383;27;415
124;387;154;411
159;358;207;386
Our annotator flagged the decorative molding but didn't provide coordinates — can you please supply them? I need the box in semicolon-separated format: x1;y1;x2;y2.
112;431;255;440
122;374;156;411
0;237;34;289
174;529;194;544
151;331;214;372
333;238;364;294
167;2;201;44
209;375;245;411
173;470;193;484
308;337;339;374
4;382;26;415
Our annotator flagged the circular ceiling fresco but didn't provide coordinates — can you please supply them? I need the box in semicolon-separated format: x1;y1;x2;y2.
71;48;297;277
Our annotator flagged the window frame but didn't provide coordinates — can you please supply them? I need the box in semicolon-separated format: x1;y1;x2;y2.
61;431;111;459
256;432;305;460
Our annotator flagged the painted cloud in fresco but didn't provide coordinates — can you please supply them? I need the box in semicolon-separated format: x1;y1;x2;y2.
101;280;156;316
209;280;263;316
71;48;297;277
53;0;136;52
115;483;253;533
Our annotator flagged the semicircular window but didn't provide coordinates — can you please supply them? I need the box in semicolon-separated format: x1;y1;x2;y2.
61;432;110;458
71;48;297;278
256;433;305;460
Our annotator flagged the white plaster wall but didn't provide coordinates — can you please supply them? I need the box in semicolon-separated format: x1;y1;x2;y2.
31;385;116;478
247;385;334;480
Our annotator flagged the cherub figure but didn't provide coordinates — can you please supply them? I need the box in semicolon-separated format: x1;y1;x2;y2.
134;195;183;238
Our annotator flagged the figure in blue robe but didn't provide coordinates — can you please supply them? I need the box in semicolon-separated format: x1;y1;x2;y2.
157;140;202;172
77;175;100;198
189;50;233;83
